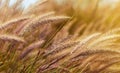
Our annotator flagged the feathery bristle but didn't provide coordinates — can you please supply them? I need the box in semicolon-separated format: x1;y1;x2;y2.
19;40;44;59
0;16;30;31
71;33;101;54
0;34;26;43
20;16;70;35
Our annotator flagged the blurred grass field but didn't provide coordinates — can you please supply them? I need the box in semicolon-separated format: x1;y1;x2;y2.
0;0;120;73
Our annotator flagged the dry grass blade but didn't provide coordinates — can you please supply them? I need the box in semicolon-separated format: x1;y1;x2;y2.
74;49;120;59
105;28;120;34
89;34;120;47
0;16;30;31
20;16;70;35
79;55;98;68
44;40;79;57
19;40;44;59
38;11;55;19
71;33;101;54
29;0;48;9
37;0;48;5
0;34;26;43
96;58;120;73
38;54;67;73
